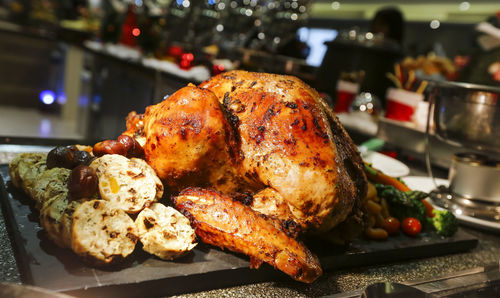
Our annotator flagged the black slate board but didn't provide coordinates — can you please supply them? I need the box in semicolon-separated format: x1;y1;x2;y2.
0;164;478;297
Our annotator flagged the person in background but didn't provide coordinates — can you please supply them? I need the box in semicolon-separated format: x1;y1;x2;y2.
370;6;405;47
458;12;500;86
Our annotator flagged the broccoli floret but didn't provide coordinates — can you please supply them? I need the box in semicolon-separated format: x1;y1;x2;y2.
375;184;427;223
430;209;458;237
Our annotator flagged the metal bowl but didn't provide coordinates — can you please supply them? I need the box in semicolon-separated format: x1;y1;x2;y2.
448;152;500;203
429;81;500;153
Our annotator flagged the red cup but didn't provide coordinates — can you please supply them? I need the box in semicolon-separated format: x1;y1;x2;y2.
385;88;424;122
334;80;359;113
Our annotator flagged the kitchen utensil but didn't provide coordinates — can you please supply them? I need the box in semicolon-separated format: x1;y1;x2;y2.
430;81;500;153
423;81;500;225
361;282;425;298
448;152;500;203
329;261;500;297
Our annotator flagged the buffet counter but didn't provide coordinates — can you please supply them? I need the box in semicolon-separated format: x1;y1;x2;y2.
1;147;500;297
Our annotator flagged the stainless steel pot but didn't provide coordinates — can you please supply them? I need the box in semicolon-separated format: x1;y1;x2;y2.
429;81;500;153
448;152;500;203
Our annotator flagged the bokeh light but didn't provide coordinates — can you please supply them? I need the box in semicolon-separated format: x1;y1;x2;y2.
39;90;56;105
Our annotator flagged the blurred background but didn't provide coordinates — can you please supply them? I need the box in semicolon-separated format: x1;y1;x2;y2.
0;0;499;146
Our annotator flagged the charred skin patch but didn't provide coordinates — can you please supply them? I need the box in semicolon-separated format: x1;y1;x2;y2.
179;128;187;140
231;192;254;206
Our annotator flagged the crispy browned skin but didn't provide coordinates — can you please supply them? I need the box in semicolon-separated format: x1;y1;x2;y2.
173;188;323;283
141;85;241;193
200;71;367;231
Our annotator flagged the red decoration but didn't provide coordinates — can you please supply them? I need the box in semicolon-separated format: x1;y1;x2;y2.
119;5;138;47
168;46;184;58
212;64;225;75
182;53;194;62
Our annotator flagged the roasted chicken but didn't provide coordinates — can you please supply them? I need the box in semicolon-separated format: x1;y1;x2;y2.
126;71;366;232
123;70;367;282
173;188;322;283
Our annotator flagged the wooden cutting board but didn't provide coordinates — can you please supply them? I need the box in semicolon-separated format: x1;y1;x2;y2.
0;165;478;297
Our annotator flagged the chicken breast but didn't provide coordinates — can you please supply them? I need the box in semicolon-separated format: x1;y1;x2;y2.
173;188;323;283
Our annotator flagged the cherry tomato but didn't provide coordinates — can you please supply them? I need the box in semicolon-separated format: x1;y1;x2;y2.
382;217;400;235
402;217;422;237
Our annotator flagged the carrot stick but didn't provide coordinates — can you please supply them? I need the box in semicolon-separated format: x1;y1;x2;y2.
422;199;435;217
364;163;410;191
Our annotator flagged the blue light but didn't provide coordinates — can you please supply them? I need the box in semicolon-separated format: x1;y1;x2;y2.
39;90;56;105
57;94;67;104
176;0;183;5
208;0;215;5
78;96;89;106
93;94;102;104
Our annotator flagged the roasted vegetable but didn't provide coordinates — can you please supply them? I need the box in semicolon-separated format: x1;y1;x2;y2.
421;199;435;217
429;209;458;237
382;217;400;235
375;184;428;223
365;163;410;191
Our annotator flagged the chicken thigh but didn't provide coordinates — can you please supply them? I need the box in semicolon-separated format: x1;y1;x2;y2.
138;85;242;194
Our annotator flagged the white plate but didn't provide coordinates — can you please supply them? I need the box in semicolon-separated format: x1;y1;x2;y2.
401;176;500;232
401;176;449;193
363;151;410;177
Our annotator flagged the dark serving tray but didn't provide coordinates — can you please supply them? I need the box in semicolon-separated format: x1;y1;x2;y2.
0;164;478;297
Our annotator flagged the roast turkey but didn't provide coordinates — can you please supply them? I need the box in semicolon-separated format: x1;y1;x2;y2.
126;71;367;232
123;71;367;282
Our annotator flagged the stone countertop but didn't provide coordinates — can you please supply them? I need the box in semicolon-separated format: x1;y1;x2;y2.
1;150;500;297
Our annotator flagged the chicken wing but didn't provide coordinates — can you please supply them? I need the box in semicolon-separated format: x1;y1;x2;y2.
173;187;323;283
